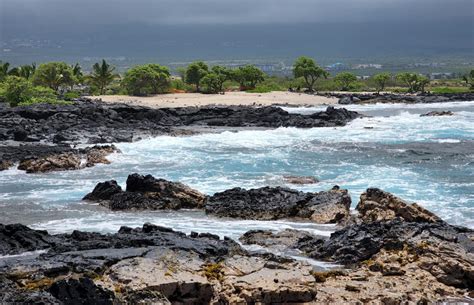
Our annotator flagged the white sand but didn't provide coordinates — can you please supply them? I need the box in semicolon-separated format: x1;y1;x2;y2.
92;91;337;108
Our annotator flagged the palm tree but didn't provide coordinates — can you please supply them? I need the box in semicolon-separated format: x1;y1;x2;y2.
89;60;117;95
89;59;118;95
9;63;36;79
0;61;11;81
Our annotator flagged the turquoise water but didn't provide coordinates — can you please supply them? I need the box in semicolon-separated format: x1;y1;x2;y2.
0;101;473;238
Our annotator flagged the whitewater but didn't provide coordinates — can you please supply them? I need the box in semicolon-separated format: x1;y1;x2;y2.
0;101;473;240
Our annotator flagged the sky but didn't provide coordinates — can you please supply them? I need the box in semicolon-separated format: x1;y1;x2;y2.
1;0;473;65
2;0;473;25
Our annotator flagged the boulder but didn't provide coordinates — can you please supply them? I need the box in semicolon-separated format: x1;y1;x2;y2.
356;188;442;223
84;173;207;211
82;180;123;201
206;185;351;223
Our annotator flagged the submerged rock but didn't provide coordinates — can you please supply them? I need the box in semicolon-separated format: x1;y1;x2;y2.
206;185;351;223
356;187;442;223
283;175;319;184
420;110;455;117
84;173;207;211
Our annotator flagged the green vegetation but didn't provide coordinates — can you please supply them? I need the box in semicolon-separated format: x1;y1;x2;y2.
184;61;209;92
0;59;472;107
372;73;391;93
88;60;118;95
122;64;171;96
396;72;430;93
32;62;77;92
293;56;329;92
232;65;265;90
0;75;66;107
462;69;474;91
201;66;233;94
334;72;358;91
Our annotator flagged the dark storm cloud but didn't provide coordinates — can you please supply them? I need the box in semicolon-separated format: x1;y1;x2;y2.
1;0;473;25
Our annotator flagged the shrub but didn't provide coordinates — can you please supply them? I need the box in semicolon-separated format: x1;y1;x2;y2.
185;61;209;92
123;64;171;96
0;76;60;106
334;72;358;91
232;65;265;90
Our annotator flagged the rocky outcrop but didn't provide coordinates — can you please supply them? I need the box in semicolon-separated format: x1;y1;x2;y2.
206;185;351;223
0;100;360;145
310;219;474;289
356;188;442;223
421;110;455;117
0;223;318;304
334;92;474;104
16;145;119;173
83;173;207;211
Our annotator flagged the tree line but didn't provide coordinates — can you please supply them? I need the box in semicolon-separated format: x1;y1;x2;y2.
1;57;473;107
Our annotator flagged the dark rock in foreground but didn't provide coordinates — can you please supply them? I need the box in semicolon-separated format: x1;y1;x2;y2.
0;223;317;304
206;185;351;223
83;173;207;210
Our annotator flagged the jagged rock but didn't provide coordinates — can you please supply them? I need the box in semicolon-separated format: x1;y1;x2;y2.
309;219;474;289
14;145;119;173
82;180;123;201
356;188;442;223
206;185;351;223
420;110;454;117
283;175;319;184
48;278;115;305
0;160;13;171
18;152;82;172
84;174;207;211
0;223;56;255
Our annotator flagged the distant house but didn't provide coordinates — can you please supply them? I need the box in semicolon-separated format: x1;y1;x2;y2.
429;72;454;80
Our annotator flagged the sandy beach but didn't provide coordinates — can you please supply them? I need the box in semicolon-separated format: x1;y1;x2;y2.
93;91;337;108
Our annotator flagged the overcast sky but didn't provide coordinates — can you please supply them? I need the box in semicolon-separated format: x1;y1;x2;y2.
2;0;473;25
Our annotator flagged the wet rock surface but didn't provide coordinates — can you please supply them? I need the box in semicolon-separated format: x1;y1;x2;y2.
206;185;351;223
83;173;207;210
